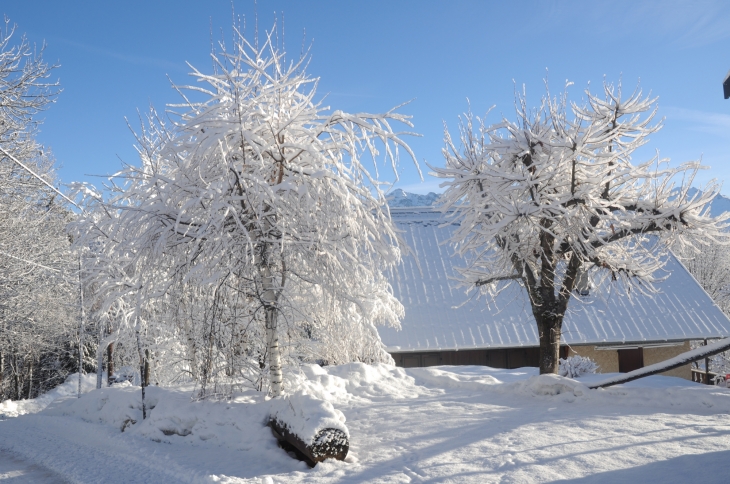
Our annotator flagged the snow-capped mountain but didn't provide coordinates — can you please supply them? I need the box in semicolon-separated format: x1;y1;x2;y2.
387;188;730;216
387;189;439;207
685;187;730;218
710;193;730;218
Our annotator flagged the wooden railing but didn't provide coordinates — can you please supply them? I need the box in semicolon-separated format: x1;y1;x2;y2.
691;368;718;385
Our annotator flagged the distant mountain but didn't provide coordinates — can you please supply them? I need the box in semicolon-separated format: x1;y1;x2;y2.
685;187;730;218
387;189;440;207
710;193;730;218
386;188;730;215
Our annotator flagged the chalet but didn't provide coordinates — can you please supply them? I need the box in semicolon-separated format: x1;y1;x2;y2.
379;206;730;380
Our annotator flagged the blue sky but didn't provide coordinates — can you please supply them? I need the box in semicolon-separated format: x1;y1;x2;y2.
4;0;730;195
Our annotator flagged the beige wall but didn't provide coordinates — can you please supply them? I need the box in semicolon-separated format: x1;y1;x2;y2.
568;341;692;380
643;341;691;380
568;345;618;373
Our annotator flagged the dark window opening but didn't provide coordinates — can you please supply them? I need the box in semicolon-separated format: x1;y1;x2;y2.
618;347;644;373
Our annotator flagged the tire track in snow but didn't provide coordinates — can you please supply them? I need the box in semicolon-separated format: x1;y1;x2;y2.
0;450;65;482
0;415;202;483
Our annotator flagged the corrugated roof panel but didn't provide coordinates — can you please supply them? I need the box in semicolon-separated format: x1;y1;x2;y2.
379;207;730;351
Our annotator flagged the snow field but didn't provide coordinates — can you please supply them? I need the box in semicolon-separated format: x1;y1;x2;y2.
0;372;98;418
1;364;730;482
0;450;62;482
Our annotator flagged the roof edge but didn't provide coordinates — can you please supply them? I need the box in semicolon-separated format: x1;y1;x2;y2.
386;336;730;354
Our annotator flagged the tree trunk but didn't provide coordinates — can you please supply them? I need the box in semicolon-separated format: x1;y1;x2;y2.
183;317;198;382
258;213;284;397
106;341;114;386
265;306;283;397
26;358;33;399
144;349;151;387
78;258;85;399
538;317;562;374
134;309;147;419
262;262;283;397
12;355;20;400
96;322;104;389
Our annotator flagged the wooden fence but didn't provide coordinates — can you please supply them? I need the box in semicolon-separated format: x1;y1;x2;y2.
691;368;717;385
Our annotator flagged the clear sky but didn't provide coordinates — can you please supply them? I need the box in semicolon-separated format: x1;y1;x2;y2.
3;0;730;195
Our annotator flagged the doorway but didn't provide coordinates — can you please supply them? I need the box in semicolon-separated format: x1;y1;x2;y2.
618;347;644;373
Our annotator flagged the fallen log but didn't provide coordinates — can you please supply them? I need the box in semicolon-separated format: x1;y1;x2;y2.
589;337;730;389
268;393;350;466
268;417;349;467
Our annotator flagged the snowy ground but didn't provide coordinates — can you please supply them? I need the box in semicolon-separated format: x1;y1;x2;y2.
0;451;63;482
2;365;730;483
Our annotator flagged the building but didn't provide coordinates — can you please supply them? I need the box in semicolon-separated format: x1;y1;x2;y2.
378;206;730;379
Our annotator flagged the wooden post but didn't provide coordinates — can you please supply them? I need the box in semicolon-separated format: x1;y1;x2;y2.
704;338;710;385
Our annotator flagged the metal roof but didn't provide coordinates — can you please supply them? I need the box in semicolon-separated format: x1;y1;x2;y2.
379;207;730;352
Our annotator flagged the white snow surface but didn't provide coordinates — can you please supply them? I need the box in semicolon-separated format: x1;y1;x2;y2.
0;372;98;418
381;207;730;351
0;451;63;482
2;363;730;482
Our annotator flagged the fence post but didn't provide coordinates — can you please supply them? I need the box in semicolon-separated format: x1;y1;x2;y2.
704;338;710;385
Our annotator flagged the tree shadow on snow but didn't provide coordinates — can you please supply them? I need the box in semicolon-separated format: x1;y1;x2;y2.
333;389;730;483
554;449;730;484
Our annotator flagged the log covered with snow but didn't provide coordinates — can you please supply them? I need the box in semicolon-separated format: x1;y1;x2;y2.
268;394;349;466
268;418;348;467
588;337;730;389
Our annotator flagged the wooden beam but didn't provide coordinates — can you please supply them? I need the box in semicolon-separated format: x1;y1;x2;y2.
589;337;730;389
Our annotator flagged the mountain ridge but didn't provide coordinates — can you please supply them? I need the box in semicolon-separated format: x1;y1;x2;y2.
388;188;730;216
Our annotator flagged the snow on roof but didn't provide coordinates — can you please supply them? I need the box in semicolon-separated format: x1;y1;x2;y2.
380;207;730;352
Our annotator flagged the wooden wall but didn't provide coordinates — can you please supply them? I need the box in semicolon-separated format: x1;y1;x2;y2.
392;343;692;380
390;347;567;369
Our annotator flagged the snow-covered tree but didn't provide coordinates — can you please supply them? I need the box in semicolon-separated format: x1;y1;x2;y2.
675;241;730;315
673;239;730;376
0;18;78;400
559;355;598;378
432;81;729;374
70;22;418;398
